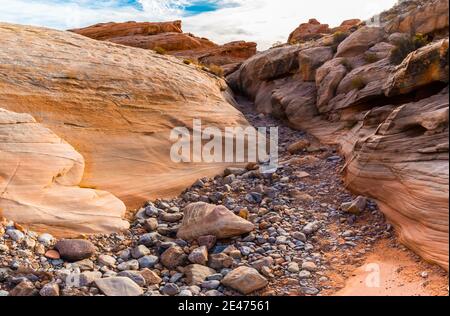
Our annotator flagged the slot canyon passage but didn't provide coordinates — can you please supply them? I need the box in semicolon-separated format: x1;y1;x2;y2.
0;0;448;297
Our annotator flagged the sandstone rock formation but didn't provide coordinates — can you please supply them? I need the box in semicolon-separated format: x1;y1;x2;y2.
0;23;251;234
228;0;449;270
177;202;255;240
70;21;257;69
288;18;361;44
0;108;128;236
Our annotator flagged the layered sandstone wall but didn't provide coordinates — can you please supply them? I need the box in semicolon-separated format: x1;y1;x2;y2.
228;0;449;269
70;21;257;68
0;23;251;235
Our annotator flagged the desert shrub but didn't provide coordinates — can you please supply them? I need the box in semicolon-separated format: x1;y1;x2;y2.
333;31;348;45
153;46;167;55
340;58;353;71
206;64;224;77
364;52;380;63
389;33;429;65
351;76;365;90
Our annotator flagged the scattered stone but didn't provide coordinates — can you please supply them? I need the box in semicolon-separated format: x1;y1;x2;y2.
45;250;61;260
138;233;161;247
138;255;159;269
118;271;146;287
188;246;209;265
209;253;233;270
198;235;217;250
201;280;220;290
292;232;307;242
184;264;216;285
177;202;254;240
222;266;268;295
288;262;300;273
80;271;102;286
144;218;159;232
303;221;321;235
98;254;116;267
55;239;96;262
161;283;180;296
299;270;312;279
140;269;162;285
302;261;318;272
159;212;183;223
6;229;25;242
9;280;38;296
224;167;247;176
95;277;144;296
161;246;187;269
37;233;54;246
288;139;311;154
301;286;320;295
117;260;139;271
341;196;367;215
131;245;151;259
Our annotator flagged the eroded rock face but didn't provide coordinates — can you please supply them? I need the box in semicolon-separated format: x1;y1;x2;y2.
288;19;330;44
385;0;449;36
228;2;449;270
0;23;251;220
0;108;128;236
70;21;256;68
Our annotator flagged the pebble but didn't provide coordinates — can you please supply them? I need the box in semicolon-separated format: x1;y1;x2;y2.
161;246;187;269
37;233;54;246
287;262;300;273
117;260;139;271
302;221;321;235
161;283;180;296
144;218;159;232
140;269;162;285
188;246;208;265
301;286;319;295
138;255;159;269
0;244;9;253
299;270;312;279
302;262;318;272
201;280;220;290
95;277;144;296
118;271;146;287
55;239;96;262
6;229;25;242
98;254;116;267
131;245;151;259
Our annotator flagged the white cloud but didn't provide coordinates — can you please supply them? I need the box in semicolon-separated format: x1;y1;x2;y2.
0;0;398;49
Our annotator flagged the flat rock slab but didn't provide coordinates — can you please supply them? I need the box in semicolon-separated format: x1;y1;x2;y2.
95;277;144;296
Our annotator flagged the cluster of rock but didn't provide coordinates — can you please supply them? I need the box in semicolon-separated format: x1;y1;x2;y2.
70;20;257;73
288;18;361;44
0;22;252;235
0;110;392;296
228;0;449;269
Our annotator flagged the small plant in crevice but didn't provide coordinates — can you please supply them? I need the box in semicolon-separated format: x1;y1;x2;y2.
389;33;430;65
153;46;167;55
206;64;224;77
333;31;348;45
364;52;380;63
351;76;366;90
340;58;353;71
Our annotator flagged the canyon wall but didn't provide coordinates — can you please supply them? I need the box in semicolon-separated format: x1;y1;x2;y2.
228;0;449;269
0;23;251;235
70;21;257;72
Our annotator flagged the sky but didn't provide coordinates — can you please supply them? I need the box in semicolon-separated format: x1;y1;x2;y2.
0;0;398;50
